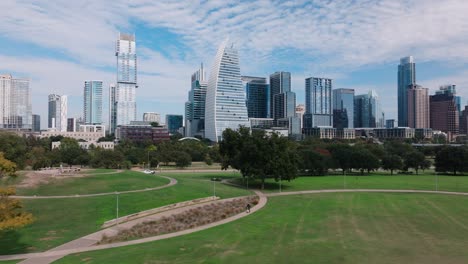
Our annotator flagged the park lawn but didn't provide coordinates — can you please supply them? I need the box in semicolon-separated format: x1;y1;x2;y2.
0;172;251;255
232;173;468;193
15;171;169;196
0;260;21;264
58;193;468;264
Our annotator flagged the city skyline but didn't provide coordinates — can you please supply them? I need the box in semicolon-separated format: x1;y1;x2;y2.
1;1;468;129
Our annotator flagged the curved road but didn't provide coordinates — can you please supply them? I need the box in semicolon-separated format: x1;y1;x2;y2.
3;188;468;263
12;175;177;199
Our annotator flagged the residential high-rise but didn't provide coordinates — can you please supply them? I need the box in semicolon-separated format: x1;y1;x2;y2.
84;81;103;125
295;104;305;129
270;72;295;120
110;33;137;134
165;114;183;134
354;90;384;128
32;114;41;132
304;77;332;128
67;117;77;132
205;39;250;142
143;112;161;123
0;74;32;129
398;56;416;127
48;94;67;132
185;64;207;137
242;76;269;118
332;88;354;128
407;84;429;128
430;91;459;135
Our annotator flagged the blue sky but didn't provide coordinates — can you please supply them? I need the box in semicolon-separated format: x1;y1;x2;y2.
1;0;468;128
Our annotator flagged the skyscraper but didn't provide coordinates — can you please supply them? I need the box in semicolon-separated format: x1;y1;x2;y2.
398;56;416;127
205;39;249;142
407;84;429;128
270;72;295;120
304;77;333;128
354;90;384;128
332;88;355;128
84;80;103;125
0;74;32;129
242;76;269;118
430;89;459;135
185;64;207;137
110;33;137;134
32;114;40;132
165;114;183;134
460;106;468;135
48;94;67;132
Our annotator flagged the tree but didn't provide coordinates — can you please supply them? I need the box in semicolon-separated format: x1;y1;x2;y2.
351;147;380;174
0;153;16;178
381;154;403;175
59;138;85;166
435;146;468;175
174;151;192;168
328;144;353;174
298;148;330;176
150;122;160;127
0;154;33;231
403;150;426;174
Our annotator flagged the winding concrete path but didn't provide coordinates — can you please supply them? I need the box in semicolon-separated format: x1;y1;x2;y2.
12;175;177;199
2;191;266;264
266;189;468;197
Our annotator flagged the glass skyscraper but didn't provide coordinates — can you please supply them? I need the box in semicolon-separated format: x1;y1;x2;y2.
110;33;137;134
354;90;384;128
304;77;333;128
185;64;207;137
48;94;67;132
332;88;354;128
84;80;103;125
165;114;183;134
270;71;295;120
0;74;32;129
398;56;416;127
205;39;250;142
243;76;269;118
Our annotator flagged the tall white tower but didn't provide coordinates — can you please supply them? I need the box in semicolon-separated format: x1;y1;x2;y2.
205;39;250;142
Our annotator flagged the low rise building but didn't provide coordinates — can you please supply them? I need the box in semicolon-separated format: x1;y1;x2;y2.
115;125;170;143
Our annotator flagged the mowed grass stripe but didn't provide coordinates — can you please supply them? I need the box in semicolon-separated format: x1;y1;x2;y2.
57;193;468;264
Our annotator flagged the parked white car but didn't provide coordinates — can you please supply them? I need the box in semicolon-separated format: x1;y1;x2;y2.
143;169;155;174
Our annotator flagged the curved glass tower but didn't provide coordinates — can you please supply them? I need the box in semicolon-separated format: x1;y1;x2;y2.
205;39;250;142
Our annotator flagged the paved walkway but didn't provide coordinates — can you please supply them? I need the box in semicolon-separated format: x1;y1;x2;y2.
1;191;266;264
266;189;468;197
12;176;177;199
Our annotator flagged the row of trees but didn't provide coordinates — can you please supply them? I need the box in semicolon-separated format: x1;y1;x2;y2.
219;128;468;187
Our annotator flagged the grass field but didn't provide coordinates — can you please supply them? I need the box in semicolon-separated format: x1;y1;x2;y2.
58;192;468;264
0;172;250;255
15;171;169;196
234;173;468;193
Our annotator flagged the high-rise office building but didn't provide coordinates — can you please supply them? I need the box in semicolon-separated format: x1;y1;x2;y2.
32;114;40;132
332;88;354;128
270;72;295;120
354;90;384;128
67;117;77;132
460;105;468;135
165;114;183;134
84;80;103;125
185;64;207;137
205;39;250;142
304;77;333;128
110;33;137;134
48;94;67;132
398;56;416;127
430;91;459;135
143;112;161;123
242;76;269;118
0;74;32;129
295;104;305;129
407;84;429;128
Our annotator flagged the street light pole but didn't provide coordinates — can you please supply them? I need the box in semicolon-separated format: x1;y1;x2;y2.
279;175;282;193
147;151;150;169
213;180;216;197
116;192;119;220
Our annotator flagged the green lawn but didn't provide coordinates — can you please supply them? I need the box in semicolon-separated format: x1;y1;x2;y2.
234;173;468;193
58;193;468;264
15;171;169;196
0;172;251;255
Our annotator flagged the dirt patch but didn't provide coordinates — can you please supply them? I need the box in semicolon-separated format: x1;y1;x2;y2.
39;236;61;241
17;168;105;188
100;196;259;244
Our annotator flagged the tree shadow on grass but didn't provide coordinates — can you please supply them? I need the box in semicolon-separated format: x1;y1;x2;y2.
0;230;30;255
